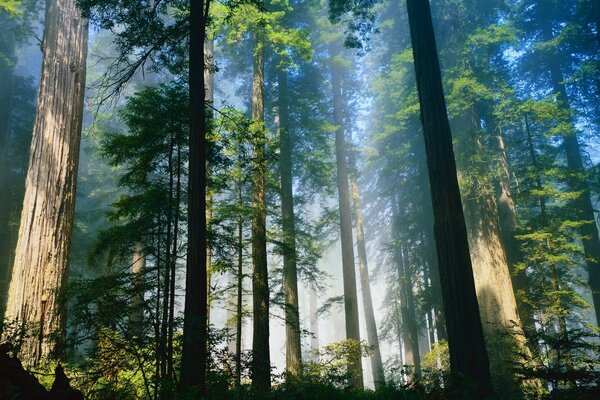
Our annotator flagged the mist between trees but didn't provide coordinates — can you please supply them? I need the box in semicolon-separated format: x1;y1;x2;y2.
0;0;599;399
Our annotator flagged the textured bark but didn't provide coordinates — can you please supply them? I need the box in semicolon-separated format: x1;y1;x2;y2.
493;127;536;330
349;167;385;389
405;0;494;396
250;31;271;393
454;109;526;397
277;68;302;375
331;60;363;389
128;243;145;338
179;0;209;394
3;0;88;365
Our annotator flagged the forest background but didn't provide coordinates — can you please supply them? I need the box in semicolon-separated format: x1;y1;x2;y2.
0;0;599;399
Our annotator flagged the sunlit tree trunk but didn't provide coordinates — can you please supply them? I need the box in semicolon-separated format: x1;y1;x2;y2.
349;163;385;389
3;0;87;365
251;29;271;393
405;0;494;396
179;0;210;395
277;68;302;375
331;59;363;389
129;242;145;338
493;126;537;339
235;171;244;386
205;37;215;324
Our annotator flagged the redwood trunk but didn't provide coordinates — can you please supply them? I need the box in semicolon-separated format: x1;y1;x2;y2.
179;0;209;394
405;0;493;396
278;68;302;375
3;0;88;365
251;31;271;393
350;165;385;389
331;60;363;389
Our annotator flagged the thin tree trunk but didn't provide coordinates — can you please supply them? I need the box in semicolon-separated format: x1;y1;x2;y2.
205;38;214;325
179;0;210;395
405;0;493;396
235;169;244;387
2;0;88;365
277;68;302;375
331;59;363;389
251;29;271;393
309;284;319;360
349;162;385;389
129;242;146;338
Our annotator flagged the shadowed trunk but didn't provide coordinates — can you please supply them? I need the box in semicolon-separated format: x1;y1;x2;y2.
405;0;494;396
179;0;210;395
251;28;271;393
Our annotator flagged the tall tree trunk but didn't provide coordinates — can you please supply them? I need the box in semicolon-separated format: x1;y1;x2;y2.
205;38;215;324
331;59;363;389
129;242;146;338
235;170;244;387
277;68;302;375
179;0;210;395
493;126;537;337
349;162;385;389
405;0;494;396
250;30;271;393
453;108;527;397
2;0;88;365
545;48;600;327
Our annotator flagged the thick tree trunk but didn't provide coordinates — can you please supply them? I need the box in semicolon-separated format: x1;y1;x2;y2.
3;0;88;365
493;126;537;336
349;166;385;389
179;0;209;395
250;31;271;393
277;68;302;375
331;60;363;389
405;0;494;396
128;243;145;338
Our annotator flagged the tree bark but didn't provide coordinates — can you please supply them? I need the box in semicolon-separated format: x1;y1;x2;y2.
277;68;302;375
493;126;537;335
250;30;271;393
331;59;363;390
405;0;493;396
349;162;385;389
128;242;145;338
3;0;88;365
179;0;209;395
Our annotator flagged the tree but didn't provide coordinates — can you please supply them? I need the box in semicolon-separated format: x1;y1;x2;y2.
179;0;211;397
3;0;88;365
278;68;302;375
250;17;271;393
405;0;494;396
330;52;363;389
